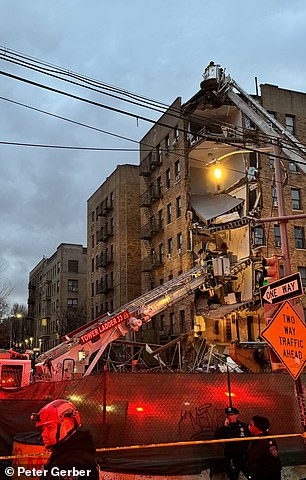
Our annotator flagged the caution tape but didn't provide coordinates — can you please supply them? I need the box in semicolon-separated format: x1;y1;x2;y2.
1;432;305;461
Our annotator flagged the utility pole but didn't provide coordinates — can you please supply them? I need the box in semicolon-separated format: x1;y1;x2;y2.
271;141;306;438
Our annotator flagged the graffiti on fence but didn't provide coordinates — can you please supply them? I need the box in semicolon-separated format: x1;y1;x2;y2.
178;402;223;440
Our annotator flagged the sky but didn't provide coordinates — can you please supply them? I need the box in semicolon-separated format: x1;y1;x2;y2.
0;0;306;309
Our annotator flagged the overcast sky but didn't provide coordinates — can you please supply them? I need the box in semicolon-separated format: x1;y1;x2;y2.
0;0;306;309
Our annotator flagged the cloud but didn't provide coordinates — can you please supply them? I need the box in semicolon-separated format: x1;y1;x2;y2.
0;0;306;307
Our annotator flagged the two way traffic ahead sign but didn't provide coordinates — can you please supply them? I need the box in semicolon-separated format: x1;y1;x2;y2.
260;272;303;305
261;301;306;380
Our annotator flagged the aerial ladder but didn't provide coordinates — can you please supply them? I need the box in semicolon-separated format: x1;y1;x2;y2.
35;265;214;381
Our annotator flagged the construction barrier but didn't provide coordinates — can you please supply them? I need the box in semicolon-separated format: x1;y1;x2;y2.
12;432;49;480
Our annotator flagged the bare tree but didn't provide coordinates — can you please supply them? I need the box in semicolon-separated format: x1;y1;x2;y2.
0;263;14;319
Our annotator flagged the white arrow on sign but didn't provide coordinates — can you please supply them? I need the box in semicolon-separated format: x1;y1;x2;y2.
263;279;300;304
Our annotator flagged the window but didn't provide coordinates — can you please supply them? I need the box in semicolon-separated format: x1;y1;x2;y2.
68;279;78;292
158;209;163;229
156;144;162;163
214;320;219;335
68;260;78;273
67;298;78;308
92;234;95;248
179;310;185;333
91;211;94;222
170;312;175;335
187;229;192;251
174;125;179;140
158;243;164;264
165;135;170;151
272;186;278;207
167;237;173;257
298;267;306;286
91;283;94;297
160;315;165;331
177;232;182;251
268;111;276;119
176;196;182;218
294;226;305;249
157;176;163;196
285;114;295;135
167;203;172;224
254;226;265;246
91;258;94;272
166;168;171;189
225;317;232;341
291;188;301;210
174;160;180;182
274;225;281;247
269;156;275;169
289;162;298;172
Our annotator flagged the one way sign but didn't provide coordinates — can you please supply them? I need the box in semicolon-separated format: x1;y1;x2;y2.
260;272;303;305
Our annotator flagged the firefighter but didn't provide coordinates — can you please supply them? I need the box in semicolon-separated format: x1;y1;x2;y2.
214;406;250;480
247;415;282;480
31;399;100;480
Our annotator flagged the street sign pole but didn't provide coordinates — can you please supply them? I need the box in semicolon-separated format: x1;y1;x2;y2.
273;142;306;440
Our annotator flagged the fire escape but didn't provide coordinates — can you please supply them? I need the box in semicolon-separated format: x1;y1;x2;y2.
96;198;114;302
140;151;163;291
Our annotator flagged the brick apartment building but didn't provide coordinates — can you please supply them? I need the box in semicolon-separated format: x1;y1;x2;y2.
87;164;141;321
138;72;306;349
28;243;87;352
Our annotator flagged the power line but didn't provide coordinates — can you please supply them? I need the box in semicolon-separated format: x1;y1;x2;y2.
1;46;299;149
2;69;305;170
0;142;140;151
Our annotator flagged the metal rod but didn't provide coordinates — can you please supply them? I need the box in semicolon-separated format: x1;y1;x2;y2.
227;364;233;408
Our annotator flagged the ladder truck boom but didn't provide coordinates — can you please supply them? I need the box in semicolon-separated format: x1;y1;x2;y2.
35;265;210;381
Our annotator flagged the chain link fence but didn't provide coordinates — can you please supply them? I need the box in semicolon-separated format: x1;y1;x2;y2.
0;372;304;474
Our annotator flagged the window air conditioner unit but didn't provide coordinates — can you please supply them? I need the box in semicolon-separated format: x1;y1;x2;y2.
167;253;172;260
175;173;181;182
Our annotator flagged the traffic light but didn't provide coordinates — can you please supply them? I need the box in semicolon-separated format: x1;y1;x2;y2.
262;256;279;286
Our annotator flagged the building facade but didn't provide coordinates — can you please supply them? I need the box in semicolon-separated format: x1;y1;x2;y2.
28;243;87;352
87;164;141;321
138;70;306;351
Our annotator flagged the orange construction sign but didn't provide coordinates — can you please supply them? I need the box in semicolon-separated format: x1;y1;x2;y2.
261;301;306;380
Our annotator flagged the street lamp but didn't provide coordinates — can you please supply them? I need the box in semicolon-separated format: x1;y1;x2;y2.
13;313;36;351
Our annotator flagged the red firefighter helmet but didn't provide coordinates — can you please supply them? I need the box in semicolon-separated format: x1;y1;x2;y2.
31;399;81;428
